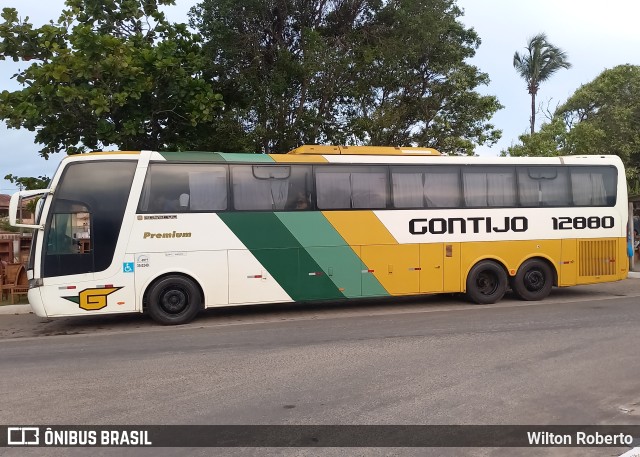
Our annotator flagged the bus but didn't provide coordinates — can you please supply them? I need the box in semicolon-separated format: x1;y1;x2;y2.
9;145;628;324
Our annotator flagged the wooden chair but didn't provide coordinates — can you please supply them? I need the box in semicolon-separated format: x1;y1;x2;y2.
1;263;25;302
10;266;28;304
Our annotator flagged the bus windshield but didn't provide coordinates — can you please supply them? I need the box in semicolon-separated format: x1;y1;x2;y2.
42;161;136;278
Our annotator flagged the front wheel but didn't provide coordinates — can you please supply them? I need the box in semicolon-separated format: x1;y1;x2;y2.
511;259;553;301
466;261;507;304
146;275;202;325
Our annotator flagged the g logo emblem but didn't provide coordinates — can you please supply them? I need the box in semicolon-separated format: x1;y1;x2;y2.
63;287;122;311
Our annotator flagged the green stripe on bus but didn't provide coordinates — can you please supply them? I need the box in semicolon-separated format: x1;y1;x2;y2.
276;212;348;247
158;151;226;162
219;153;274;163
275;212;389;298
218;212;345;301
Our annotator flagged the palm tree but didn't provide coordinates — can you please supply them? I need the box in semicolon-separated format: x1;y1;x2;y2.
513;33;571;135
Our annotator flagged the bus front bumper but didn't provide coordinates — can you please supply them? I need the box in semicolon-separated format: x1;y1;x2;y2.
27;288;48;317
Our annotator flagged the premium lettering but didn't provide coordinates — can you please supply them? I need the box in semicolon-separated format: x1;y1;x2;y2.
409;216;528;235
143;231;192;239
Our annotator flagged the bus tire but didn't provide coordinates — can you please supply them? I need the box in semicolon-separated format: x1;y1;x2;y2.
512;259;553;301
146;275;202;325
466;260;507;304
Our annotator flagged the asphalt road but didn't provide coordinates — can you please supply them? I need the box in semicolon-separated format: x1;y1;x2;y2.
2;282;640;457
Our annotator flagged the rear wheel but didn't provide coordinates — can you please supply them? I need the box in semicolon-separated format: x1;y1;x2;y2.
147;275;202;325
466;261;507;304
512;259;553;301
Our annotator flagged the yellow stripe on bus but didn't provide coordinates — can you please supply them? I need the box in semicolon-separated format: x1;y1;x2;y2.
269;154;328;163
322;211;422;295
322;211;398;246
62;151;141;160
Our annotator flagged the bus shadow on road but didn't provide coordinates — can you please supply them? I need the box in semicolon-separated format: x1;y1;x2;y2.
198;292;467;319
196;283;632;322
29;293;469;336
22;281;634;338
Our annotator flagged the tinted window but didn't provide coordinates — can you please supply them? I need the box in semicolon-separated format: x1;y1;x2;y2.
231;165;312;210
517;166;570;207
463;167;516;207
43;161;136;277
570;166;617;206
316;166;387;209
392;166;460;208
139;163;228;212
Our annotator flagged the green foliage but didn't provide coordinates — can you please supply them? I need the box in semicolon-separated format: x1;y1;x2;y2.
503;65;640;192
0;0;502;174
0;0;223;159
513;33;571;134
191;0;502;155
4;174;49;190
0;217;20;233
4;175;47;214
502;117;567;157
558;65;640;159
559;65;640;192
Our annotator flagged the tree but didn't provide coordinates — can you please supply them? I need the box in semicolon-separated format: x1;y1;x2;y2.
559;64;640;191
0;0;223;160
513;33;571;135
4;174;49;190
191;0;502;155
3;174;49;225
502;116;567;157
503;65;640;192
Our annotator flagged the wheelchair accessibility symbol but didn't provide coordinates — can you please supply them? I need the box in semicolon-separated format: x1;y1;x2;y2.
123;262;135;273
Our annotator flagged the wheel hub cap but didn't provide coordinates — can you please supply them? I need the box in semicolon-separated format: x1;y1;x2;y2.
161;290;187;314
524;270;544;291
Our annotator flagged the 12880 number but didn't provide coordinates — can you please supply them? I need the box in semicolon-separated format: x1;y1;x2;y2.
552;216;614;230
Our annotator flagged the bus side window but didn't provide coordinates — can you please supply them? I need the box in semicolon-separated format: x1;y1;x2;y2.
47;206;91;255
139;164;228;213
518;167;570;207
231;165;312;211
392;166;461;208
570;166;617;207
48;213;75;255
463;167;516;207
188;170;227;210
315;166;387;210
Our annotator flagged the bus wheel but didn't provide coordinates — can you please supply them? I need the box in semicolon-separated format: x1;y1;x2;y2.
466;261;507;304
512;259;553;301
147;275;202;325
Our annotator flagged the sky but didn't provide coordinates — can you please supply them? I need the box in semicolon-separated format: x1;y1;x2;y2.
1;0;640;194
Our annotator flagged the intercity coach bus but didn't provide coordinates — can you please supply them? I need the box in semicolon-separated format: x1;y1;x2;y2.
10;145;628;324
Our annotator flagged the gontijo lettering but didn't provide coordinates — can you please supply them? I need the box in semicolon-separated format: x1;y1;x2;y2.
410;216;528;235
143;231;192;239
